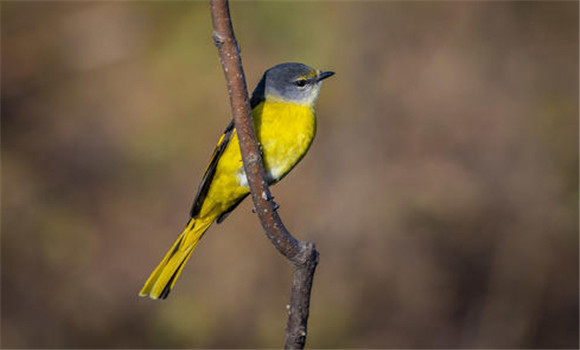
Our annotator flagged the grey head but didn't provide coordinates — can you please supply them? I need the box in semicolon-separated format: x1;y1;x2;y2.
250;62;335;108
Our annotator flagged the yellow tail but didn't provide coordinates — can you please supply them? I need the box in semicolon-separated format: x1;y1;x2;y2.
139;217;213;299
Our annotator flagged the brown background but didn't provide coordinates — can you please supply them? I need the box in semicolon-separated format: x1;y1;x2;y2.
2;2;578;348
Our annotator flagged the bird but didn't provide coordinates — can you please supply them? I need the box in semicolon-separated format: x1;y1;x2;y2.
139;62;334;299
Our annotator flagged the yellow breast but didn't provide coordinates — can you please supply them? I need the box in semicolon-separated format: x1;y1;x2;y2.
253;101;317;183
196;100;316;218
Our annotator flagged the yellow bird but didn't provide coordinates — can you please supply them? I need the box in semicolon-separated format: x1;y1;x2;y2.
139;63;334;299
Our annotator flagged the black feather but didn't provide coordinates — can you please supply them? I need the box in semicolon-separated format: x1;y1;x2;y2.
190;121;235;218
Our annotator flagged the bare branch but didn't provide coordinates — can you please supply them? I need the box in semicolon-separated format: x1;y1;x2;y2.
209;0;319;348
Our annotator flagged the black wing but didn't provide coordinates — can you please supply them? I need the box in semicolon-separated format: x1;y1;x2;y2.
249;74;266;109
190;120;235;218
190;78;265;220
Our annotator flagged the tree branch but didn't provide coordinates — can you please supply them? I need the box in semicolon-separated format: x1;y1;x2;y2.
209;0;319;348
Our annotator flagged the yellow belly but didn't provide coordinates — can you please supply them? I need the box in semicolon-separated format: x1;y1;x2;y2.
197;101;316;218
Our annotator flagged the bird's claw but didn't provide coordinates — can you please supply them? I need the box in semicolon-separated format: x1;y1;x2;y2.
257;143;264;157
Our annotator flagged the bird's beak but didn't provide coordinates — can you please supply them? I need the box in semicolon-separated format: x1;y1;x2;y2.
317;71;335;82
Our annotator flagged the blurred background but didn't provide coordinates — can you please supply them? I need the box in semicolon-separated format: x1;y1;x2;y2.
2;2;578;348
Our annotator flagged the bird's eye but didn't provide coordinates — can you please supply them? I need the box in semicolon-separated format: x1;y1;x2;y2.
295;79;307;87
